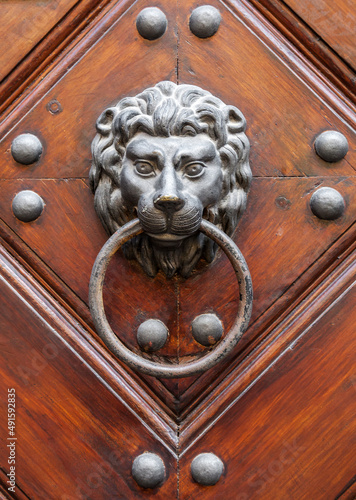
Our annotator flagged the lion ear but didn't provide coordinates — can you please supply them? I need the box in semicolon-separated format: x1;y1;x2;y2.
225;105;246;134
96;107;119;136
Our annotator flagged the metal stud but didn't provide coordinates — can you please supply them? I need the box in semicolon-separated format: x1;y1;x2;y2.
191;453;224;486
136;7;167;40
315;131;348;163
310;187;345;220
191;313;223;347
132;453;165;489
12;191;44;222
11;134;42;165
137;319;168;352
189;5;221;38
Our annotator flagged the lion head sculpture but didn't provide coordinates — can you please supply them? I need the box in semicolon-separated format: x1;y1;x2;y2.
90;81;251;278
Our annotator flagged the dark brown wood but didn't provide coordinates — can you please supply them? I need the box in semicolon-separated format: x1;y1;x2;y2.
0;0;355;497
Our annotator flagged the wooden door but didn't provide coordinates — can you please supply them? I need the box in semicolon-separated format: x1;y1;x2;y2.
0;1;355;498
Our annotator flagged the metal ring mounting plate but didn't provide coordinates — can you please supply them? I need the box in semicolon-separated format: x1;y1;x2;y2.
89;219;253;378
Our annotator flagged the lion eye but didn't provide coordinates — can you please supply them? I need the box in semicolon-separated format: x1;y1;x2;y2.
184;163;204;178
135;161;155;177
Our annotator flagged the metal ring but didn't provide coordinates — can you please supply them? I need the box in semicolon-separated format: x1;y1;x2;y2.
89;219;253;378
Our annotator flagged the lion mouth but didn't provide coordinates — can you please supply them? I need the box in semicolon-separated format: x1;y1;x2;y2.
137;204;202;240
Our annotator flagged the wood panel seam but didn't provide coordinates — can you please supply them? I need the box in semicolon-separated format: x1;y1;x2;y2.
178;244;356;453
223;0;356;129
244;0;356;103
0;243;179;455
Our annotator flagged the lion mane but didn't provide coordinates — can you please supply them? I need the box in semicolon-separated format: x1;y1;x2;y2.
90;81;251;278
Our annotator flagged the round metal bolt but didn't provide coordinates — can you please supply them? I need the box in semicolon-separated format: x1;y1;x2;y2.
12;191;44;222
137;319;169;352
132;453;165;489
189;5;221;38
11;134;42;165
315;131;348;163
192;313;223;347
136;7;167;40
191;453;224;486
46;99;63;115
310;187;345;221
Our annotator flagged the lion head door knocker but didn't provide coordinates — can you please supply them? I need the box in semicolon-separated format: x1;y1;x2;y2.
89;81;253;378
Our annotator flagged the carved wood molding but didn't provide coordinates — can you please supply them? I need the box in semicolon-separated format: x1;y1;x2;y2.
178;233;356;452
0;243;179;454
0;0;115;117
0;219;355;456
222;0;356;127
0;0;135;129
240;0;356;105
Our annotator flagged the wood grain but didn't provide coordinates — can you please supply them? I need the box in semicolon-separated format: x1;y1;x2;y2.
0;0;114;116
0;0;78;82
0;0;354;413
179;276;356;498
283;0;356;70
0;244;178;448
0;175;354;408
0;246;178;498
179;239;356;445
244;0;356;104
0;0;177;180
178;0;356;177
0;0;355;496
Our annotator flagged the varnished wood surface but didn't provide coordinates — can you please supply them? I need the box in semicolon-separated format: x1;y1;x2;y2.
179;277;356;499
0;0;355;497
0;246;178;498
0;0;355;409
0;175;354;406
283;0;356;71
246;0;356;104
179;240;356;444
0;0;114;116
0;0;78;82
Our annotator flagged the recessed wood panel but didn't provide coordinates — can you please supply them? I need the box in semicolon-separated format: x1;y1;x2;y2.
177;0;356;178
0;251;177;499
283;0;356;71
0;176;354;360
179;279;356;498
0;0;355;496
0;0;78;82
0;0;177;180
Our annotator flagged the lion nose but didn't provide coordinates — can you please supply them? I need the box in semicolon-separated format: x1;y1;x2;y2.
154;194;185;212
154;166;185;212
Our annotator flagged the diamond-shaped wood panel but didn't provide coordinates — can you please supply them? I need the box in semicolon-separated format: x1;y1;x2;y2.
0;0;355;418
0;0;356;497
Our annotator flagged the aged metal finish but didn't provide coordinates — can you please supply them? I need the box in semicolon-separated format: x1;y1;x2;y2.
137;319;169;352
310;187;345;220
11;133;42;165
90;81;251;278
89;218;252;378
191;453;224;486
192;313;223;346
136;7;167;40
189;5;222;38
314;130;349;162
46;99;63;115
12;190;44;222
131;452;166;489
